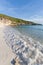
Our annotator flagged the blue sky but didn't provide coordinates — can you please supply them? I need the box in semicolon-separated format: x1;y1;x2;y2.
0;0;43;24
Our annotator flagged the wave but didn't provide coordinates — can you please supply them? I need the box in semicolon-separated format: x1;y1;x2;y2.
4;26;43;65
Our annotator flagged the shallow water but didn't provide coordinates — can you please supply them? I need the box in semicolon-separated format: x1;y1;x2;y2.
3;25;43;65
14;25;43;44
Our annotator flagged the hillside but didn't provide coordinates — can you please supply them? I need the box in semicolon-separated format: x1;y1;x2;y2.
0;14;41;26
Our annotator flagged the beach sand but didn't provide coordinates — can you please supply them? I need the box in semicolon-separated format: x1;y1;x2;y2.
0;24;19;65
0;24;43;65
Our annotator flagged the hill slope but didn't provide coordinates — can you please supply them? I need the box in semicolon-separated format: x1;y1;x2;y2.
0;14;41;25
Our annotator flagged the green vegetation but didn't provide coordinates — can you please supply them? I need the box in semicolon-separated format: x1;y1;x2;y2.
0;14;41;25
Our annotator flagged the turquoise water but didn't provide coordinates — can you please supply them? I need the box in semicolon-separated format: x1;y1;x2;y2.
14;25;43;44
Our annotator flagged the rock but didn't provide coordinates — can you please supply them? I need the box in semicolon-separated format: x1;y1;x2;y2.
11;59;16;65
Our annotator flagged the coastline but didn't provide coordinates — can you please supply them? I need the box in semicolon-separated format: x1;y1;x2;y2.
0;24;43;65
3;25;43;65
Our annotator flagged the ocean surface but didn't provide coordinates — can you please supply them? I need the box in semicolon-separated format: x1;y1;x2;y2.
1;25;43;65
14;25;43;44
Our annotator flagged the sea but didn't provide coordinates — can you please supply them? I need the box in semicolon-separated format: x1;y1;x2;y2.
14;25;43;44
1;25;43;65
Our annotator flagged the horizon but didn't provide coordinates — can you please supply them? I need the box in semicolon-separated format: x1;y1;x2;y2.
0;0;43;24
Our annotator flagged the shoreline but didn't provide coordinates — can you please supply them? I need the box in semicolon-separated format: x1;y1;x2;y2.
0;24;43;65
0;25;20;65
3;25;43;65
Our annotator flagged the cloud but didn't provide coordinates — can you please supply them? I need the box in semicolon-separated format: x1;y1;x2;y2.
0;0;43;24
28;15;43;24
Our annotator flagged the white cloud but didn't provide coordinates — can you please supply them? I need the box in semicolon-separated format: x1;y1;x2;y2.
29;15;43;24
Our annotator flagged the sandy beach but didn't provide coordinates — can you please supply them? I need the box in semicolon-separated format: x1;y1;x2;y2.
0;24;19;65
0;24;43;65
0;0;43;64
